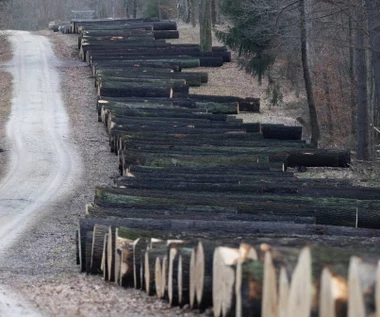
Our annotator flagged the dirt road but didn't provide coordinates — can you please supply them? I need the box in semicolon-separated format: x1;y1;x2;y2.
0;31;80;315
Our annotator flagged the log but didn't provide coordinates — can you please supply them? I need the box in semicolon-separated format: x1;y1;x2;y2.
101;99;239;115
113;228;133;285
101;233;108;280
93;57;200;69
107;226;115;282
262;125;302;140
93;63;181;75
86;205;316;225
96;76;187;90
98;83;173;98
177;246;193;307
85;231;93;274
213;245;258;317
284;150;351;168
89;53;223;68
119;240;135;287
319;267;348;317
235;256;263;316
168;246;180;306
115;134;310;153
144;245;167;295
186;94;260;113
119;150;265;171
96;72;204;87
94;186;380;220
89;49;231;62
104;104;228;120
133;238;148;289
153;30;179;39
90;224;108;274
347;256;377;317
278;266;290;317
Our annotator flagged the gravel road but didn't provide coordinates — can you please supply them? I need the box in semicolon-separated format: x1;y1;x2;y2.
0;31;81;315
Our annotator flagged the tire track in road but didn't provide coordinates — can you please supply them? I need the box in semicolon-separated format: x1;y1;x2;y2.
0;31;81;316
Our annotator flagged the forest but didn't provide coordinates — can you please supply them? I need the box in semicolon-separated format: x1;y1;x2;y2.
0;0;379;160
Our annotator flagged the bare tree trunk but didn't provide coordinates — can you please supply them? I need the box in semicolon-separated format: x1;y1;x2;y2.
185;0;191;23
349;16;357;136
190;0;196;27
365;0;380;126
132;0;137;18
158;0;162;20
355;5;370;160
323;72;333;139
199;0;212;52
299;0;320;148
211;0;216;26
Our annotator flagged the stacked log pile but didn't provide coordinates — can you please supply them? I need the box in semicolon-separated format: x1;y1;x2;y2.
62;18;380;316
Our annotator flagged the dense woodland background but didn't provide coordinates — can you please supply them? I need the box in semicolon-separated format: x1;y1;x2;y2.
0;0;379;160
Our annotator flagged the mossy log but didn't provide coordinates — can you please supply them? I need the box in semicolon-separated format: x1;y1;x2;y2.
96;68;208;87
119;150;265;171
262;125;302;140
98;82;174;98
86;205;315;224
93;57;200;69
285;150;351;168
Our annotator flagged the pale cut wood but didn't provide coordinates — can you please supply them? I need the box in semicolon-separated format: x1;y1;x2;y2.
133;238;144;288
348;256;365;317
114;228;132;284
262;251;277;317
168;247;179;306
101;233;108;280
189;248;197;308
286;247;312;317
213;247;240;317
376;261;380;317
119;241;134;287
278;266;289;317
155;257;163;298
319;267;348;317
348;256;377;317
177;247;193;307
195;240;206;307
91;224;108;274
161;256;168;299
107;226;115;281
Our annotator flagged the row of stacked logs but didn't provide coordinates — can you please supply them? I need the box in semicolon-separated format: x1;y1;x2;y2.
63;17;380;316
78;219;380;316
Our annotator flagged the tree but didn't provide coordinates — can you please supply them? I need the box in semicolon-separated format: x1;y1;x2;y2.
355;2;370;159
199;0;212;51
299;0;320;147
217;0;320;146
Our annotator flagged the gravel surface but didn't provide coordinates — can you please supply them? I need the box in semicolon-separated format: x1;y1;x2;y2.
0;32;13;181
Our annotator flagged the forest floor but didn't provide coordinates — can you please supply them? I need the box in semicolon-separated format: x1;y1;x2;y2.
0;22;378;317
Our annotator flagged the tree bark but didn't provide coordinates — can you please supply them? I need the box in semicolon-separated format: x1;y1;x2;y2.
355;5;371;160
199;0;212;52
190;0;196;27
365;0;380;125
299;0;320;147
